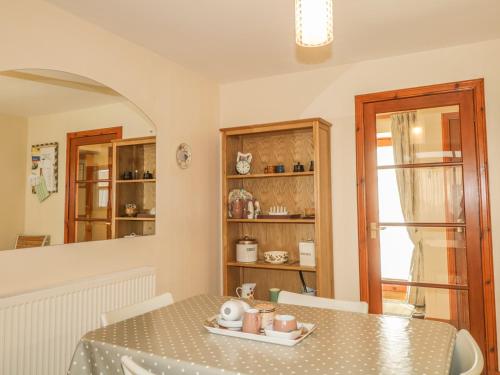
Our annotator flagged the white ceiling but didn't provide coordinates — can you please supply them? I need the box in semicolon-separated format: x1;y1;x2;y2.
0;70;124;117
45;0;500;82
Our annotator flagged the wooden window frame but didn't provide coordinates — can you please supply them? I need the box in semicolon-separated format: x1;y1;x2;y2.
355;79;498;373
64;126;122;243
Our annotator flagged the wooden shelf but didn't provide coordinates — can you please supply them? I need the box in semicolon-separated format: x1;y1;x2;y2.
74;217;110;222
115;217;156;222
76;179;112;184
112;136;156;239
227;218;315;224
221;119;333;300
227;261;316;272
227;172;313;179
116;179;156;183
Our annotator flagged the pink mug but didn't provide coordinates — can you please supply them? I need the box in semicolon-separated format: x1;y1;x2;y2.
242;309;261;334
273;314;298;332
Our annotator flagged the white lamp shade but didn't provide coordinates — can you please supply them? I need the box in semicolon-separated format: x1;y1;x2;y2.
295;0;333;47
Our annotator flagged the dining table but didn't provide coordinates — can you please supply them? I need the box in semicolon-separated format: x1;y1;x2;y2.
68;294;456;375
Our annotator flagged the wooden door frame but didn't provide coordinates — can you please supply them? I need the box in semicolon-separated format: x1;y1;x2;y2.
441;111;467;329
355;79;498;373
64;126;122;243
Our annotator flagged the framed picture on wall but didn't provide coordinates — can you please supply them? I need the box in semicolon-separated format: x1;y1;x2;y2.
31;142;58;194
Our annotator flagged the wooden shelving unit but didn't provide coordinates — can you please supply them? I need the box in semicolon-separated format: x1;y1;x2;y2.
220;118;333;301
111;137;156;239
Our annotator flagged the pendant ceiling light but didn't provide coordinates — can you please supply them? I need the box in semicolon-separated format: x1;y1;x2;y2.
295;0;333;47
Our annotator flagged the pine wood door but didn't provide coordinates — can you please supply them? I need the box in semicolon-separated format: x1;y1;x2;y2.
356;80;496;372
64;127;122;243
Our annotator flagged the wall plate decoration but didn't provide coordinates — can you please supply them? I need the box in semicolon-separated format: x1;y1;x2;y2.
176;143;192;169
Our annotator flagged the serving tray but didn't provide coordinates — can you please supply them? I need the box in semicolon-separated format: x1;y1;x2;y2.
203;315;316;346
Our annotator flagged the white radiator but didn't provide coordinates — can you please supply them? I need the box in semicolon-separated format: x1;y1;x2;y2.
0;266;156;375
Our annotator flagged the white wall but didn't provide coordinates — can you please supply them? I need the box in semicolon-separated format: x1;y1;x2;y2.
220;38;500;323
24;102;155;245
0;0;220;301
0;113;27;250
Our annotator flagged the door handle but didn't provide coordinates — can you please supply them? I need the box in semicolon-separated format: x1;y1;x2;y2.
369;222;386;239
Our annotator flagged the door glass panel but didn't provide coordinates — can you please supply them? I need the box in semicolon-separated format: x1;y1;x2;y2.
378;166;464;223
75;142;112;222
374;102;472;332
77;143;112;181
380;226;467;285
382;283;469;330
76;221;111;242
376;105;461;166
76;182;110;219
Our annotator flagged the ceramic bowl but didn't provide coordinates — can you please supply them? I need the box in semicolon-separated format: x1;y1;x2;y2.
264;251;289;264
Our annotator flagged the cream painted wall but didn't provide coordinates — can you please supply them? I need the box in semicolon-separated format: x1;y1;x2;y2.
0;0;220;300
0;113;27;251
24;102;156;245
220;38;500;332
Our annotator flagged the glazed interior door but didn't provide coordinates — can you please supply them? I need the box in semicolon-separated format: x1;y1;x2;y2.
363;91;486;353
66;129;121;243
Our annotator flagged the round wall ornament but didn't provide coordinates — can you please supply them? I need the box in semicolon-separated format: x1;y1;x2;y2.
176;143;192;169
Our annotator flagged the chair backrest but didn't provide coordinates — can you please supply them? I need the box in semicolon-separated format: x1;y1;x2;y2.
121;356;154;375
451;329;484;375
278;291;369;314
15;235;49;249
101;292;174;327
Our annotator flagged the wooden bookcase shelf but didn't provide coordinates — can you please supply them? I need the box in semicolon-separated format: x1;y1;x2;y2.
111;137;156;239
75;179;112;184
115;217;156;222
226;261;316;272
221;118;333;301
226;171;314;179
227;218;315;224
116;179;156;184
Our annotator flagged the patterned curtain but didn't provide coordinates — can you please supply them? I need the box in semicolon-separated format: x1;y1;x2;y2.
391;112;425;316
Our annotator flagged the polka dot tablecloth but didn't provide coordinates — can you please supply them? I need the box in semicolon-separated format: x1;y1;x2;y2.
67;294;456;375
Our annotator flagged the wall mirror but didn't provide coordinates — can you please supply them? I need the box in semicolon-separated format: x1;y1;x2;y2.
0;69;157;251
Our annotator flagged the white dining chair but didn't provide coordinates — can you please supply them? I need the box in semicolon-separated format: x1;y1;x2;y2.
450;329;484;375
101;292;174;327
121;356;154;375
277;291;369;314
